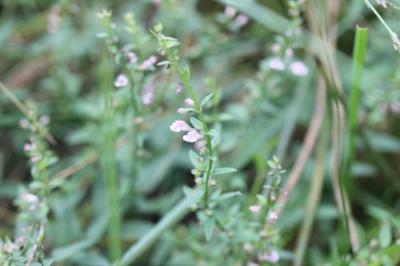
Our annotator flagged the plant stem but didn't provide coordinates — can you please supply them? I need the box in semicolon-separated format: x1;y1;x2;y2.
294;127;327;266
168;52;215;207
101;53;122;261
117;191;202;266
346;26;368;194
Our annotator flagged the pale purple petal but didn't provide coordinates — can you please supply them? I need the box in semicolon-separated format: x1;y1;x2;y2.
183;130;203;143
259;250;280;264
40;115;50;126
271;43;281;53
184;98;194;106
290;61;308;76
19;118;30;129
170;120;192;132
268;211;278;223
127;52;138;64
235;14;250;27
224;6;236;18
269;58;285;71
142;81;155;105
115;74;129;88
24;143;32;152
177;108;186;114
140;55;157;71
376;0;387;8
249;205;261;213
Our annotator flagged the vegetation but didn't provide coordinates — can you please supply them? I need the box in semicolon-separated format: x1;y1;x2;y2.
0;0;399;265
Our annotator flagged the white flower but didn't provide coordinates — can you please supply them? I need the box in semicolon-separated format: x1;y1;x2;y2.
19;118;30;129
259;249;280;264
127;52;137;64
114;74;129;88
290;61;308;76
235;14;250;27
184;98;195;107
376;0;387;8
170;120;192;132
268;211;278;223
40;115;50;126
249;205;261;213
21;193;39;204
269;58;285;71
177;108;186;114
183;130;203;143
224;6;237;18
140;55;157;70
271;43;281;53
142;81;155;105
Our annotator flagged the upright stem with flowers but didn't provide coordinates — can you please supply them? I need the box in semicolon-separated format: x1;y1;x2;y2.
151;23;235;207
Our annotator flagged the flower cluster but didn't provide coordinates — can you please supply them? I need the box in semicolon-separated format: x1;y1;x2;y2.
1;102;56;266
220;5;251;31
152;23;238;214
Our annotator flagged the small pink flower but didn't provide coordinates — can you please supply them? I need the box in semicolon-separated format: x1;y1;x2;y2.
286;48;294;57
40;115;50;126
224;6;237;18
170;120;192;132
376;0;387;8
271;43;281;53
183;130;203;143
269;58;285;71
142;81;155;105
24;143;32;152
115;74;129;88
127;52;137;64
177;108;186;114
259;250;279;264
249;205;261;213
19;119;30;129
21;193;39;204
235;14;250;27
268;211;278;223
184;98;195;106
290;61;308;76
140;55;157;70
31;155;41;163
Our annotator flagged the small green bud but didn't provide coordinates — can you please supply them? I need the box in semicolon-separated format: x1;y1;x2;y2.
154;22;163;33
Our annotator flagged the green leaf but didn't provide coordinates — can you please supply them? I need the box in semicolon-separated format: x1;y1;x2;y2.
182;67;191;82
189;149;205;170
156;60;170;66
219;191;241;201
182;187;204;206
203;218;215;242
200;93;214;108
213;167;237;176
190;117;203;130
379;223;392;248
208;129;220;148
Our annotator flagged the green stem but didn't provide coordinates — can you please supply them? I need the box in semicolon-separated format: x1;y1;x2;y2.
346;26;368;195
363;0;394;35
168;52;215;207
101;52;122;261
117;192;202;266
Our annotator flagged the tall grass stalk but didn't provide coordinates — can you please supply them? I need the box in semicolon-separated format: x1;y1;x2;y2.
294;127;328;266
346;26;368;194
100;53;122;261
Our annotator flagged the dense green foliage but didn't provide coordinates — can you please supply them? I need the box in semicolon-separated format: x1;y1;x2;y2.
0;0;400;265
